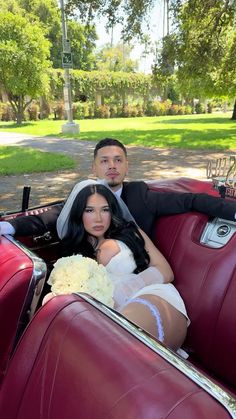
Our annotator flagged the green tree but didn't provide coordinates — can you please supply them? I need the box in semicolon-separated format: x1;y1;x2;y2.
0;11;51;124
0;0;22;13
65;20;97;70
17;0;62;67
0;0;62;67
0;0;97;69
170;0;236;117
152;34;177;100
96;43;138;72
66;0;157;40
21;0;98;69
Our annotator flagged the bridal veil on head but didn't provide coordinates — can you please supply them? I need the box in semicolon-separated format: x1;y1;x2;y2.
56;179;135;239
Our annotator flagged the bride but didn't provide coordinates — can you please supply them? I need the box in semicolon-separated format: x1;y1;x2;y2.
46;179;189;351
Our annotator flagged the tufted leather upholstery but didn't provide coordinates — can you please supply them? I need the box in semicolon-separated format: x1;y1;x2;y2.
0;294;232;419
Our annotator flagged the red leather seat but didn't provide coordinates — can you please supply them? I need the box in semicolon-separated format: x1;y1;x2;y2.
0;235;46;383
0;177;235;412
148;179;236;392
153;212;236;392
0;294;232;419
147;177;220;196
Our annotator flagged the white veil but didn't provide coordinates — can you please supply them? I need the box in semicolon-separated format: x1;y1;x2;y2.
56;179;136;239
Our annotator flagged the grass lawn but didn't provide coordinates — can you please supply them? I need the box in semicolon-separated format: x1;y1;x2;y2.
0;146;75;175
0;113;236;150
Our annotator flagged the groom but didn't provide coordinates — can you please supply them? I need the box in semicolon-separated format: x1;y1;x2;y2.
1;137;236;238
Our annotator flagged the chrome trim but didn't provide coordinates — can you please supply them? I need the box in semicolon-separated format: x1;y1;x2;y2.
33;231;53;243
0;200;63;217
76;293;236;419
200;217;236;248
5;235;47;319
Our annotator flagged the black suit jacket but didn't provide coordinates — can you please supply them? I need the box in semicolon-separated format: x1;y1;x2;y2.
10;181;236;237
121;181;236;237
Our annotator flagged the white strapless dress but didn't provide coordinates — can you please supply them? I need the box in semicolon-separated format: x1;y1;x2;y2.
105;240;190;325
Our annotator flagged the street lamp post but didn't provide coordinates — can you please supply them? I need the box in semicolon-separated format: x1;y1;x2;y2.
60;0;79;134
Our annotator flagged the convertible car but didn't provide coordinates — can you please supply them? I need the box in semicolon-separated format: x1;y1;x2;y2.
0;177;236;418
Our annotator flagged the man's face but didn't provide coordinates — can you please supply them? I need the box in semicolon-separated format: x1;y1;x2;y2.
92;146;128;191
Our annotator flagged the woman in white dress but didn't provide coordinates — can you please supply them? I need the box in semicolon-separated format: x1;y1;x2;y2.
49;180;189;351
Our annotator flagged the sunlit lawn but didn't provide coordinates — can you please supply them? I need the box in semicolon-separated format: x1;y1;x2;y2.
0;146;75;175
0;113;236;150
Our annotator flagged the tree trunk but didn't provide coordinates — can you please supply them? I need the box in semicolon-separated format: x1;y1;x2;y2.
122;91;127;112
231;98;236;120
16;99;23;125
10;95;24;125
95;92;102;106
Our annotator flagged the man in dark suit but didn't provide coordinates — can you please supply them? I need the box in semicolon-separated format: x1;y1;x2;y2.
1;138;236;238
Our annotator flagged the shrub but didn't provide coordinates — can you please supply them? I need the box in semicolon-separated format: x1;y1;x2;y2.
0;103;14;121
28;103;40;120
94;105;110;118
53;101;65;120
122;104;139;117
168;104;180;115
207;103;213;113
145;101;158;116
136;103;144;116
115;105;124;117
73;102;85;119
0;102;5;120
40;100;51;119
109;105;118;118
86;102;95;118
195;102;205;114
146;100;169;116
185;105;193;115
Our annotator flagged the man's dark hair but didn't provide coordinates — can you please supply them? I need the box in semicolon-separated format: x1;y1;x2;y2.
94;138;127;158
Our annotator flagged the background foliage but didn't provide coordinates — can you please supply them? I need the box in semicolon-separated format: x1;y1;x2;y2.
0;11;51;123
1;0;236;121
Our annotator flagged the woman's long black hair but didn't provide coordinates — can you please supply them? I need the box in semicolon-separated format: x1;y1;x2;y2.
61;184;150;272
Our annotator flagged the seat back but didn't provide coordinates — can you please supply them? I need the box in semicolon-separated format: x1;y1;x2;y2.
0;294;232;419
0;236;46;383
153;212;236;389
148;179;236;390
147;177;220;196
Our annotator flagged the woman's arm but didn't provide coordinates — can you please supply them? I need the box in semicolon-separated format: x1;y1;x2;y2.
97;232;173;283
97;235;174;310
139;228;174;283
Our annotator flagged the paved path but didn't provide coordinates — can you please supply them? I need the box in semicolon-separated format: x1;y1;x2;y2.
0;131;235;211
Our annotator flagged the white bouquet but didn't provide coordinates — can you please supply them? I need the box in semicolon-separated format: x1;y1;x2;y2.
48;254;114;307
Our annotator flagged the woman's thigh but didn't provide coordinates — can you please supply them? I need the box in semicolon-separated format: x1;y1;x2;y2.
120;294;188;350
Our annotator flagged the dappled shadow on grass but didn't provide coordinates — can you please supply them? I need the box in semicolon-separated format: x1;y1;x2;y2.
73;128;236;150
1;117;235;151
154;116;235;125
0;122;38;129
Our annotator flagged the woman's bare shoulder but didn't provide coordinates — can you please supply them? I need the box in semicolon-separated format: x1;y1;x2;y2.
97;239;120;266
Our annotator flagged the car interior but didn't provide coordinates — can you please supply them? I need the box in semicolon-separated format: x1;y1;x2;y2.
0;177;235;418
